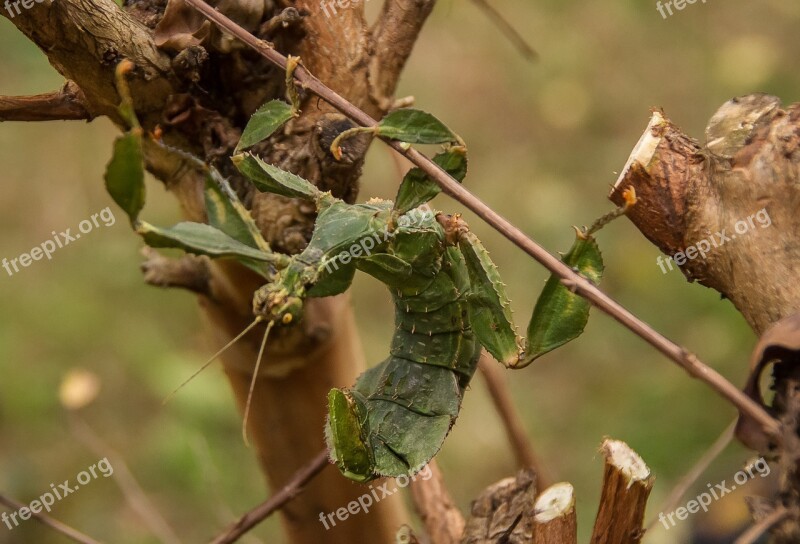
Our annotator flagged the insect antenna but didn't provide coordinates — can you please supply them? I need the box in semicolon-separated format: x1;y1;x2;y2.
242;320;275;446
163;316;265;405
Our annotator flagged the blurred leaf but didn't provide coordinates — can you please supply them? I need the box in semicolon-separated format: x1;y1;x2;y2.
395;147;467;213
235;100;294;154
522;233;604;365
105;131;145;224
378;109;457;144
233;152;320;200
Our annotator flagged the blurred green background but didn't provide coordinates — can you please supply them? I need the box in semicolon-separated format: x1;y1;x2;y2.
1;0;798;542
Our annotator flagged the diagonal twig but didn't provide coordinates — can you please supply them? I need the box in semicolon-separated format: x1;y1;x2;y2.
68;415;182;544
479;352;551;487
469;0;537;61
208;449;329;544
0;493;104;544
409;460;465;544
646;419;735;533
181;0;780;439
734;506;789;544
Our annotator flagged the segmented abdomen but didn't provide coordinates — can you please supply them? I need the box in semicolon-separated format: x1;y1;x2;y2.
330;235;481;479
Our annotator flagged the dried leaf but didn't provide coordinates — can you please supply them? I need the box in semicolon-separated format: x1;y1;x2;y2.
736;312;800;450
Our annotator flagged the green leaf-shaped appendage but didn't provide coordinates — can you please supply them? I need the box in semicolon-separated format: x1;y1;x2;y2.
232;153;321;201
394;147;467;214
459;232;520;367
138;221;271;264
377;109;457;145
521;232;604;366
326;388;375;483
235;100;295;154
105;131;145;225
204;174;271;253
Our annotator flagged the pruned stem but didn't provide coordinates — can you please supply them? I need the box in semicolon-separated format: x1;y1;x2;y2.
590;439;653;544
533;482;577;544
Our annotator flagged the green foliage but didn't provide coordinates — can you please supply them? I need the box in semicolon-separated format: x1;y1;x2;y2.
522;232;604;365
104;131;145;225
377;108;458;144
234;100;295;154
137;221;271;264
232;153;321;201
394;147;468;214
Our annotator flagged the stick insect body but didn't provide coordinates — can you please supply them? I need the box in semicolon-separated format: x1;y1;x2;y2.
228;152;533;482
105;74;613;483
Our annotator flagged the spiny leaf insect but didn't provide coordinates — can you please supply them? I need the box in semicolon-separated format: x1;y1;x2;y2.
105;60;634;482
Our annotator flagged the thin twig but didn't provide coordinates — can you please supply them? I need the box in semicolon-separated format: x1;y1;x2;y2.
409;460;464;544
478;352;551;487
469;0;538;61
182;0;780;438
0;493;104;544
68;416;182;544
646;419;735;533
0;81;93;122
733;506;789;544
208;450;329;544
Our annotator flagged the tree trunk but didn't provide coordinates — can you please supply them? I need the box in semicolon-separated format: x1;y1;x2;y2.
1;0;438;541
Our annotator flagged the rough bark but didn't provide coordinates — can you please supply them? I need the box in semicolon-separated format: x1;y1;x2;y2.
589;439;653;544
610;95;800;335
611;95;800;541
461;469;537;544
2;0;437;542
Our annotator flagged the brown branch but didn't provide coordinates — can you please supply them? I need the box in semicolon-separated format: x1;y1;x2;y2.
734;507;790;544
369;0;437;109
533;482;577;544
0;81;93;121
478;352;551;487
0;493;104;544
183;0;780;439
68;415;182;544
208;449;329;544
140;247;212;296
409;461;464;544
646;419;735;533
1;0;174;125
590;439;653;544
